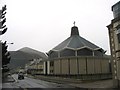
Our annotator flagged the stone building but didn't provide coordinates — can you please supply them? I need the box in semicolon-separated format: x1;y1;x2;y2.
46;24;111;80
107;1;120;88
25;58;45;75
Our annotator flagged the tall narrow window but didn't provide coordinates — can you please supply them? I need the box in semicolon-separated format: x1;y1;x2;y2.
116;26;120;43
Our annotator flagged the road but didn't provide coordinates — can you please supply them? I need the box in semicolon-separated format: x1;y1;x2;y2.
2;74;76;89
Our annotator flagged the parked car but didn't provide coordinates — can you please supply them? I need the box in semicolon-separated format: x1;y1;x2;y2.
18;72;24;80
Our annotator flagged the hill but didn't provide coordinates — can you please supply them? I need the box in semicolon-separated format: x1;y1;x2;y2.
8;47;48;71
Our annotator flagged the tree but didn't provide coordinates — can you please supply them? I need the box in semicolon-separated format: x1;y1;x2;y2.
0;5;7;35
0;5;10;73
2;41;10;73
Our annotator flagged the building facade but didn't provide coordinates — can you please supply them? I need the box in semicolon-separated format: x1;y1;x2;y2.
46;25;111;80
107;1;120;88
25;58;45;75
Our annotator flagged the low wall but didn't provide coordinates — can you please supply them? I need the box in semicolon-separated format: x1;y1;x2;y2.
47;73;112;80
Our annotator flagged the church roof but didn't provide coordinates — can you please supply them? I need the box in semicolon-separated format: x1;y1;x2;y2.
51;26;102;51
48;25;105;58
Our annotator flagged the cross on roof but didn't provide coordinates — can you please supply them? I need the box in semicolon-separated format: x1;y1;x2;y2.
73;21;75;26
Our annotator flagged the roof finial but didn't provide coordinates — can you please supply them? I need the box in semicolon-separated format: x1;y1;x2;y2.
73;21;75;26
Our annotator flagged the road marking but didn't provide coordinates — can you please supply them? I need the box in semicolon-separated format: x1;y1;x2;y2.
12;75;19;83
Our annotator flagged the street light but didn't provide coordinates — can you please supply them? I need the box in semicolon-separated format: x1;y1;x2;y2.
6;42;14;44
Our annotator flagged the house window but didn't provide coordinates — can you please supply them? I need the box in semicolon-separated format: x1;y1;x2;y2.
50;70;53;73
50;61;54;67
117;33;120;43
116;28;120;43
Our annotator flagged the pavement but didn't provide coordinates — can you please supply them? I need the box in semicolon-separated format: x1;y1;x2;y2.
2;75;15;83
69;79;113;88
2;74;120;89
28;75;115;89
1;75;16;89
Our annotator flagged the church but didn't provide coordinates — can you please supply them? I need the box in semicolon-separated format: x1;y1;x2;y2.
45;23;111;80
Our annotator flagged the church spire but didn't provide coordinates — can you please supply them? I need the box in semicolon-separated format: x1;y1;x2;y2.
71;22;79;36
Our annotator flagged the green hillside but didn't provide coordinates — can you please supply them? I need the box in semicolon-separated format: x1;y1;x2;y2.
8;47;48;70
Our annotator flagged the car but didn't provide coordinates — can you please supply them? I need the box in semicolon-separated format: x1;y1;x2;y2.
18;72;24;80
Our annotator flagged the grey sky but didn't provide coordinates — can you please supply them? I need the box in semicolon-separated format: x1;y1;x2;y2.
1;0;119;55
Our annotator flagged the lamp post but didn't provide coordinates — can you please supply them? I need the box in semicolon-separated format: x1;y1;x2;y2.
6;43;14;45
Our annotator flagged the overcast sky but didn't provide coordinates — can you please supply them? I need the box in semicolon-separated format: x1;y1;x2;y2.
0;0;119;55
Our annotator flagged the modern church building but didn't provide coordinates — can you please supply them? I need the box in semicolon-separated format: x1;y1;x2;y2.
45;24;111;80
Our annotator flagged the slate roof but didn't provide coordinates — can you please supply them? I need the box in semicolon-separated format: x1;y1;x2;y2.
51;26;102;51
52;35;101;51
48;25;105;58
